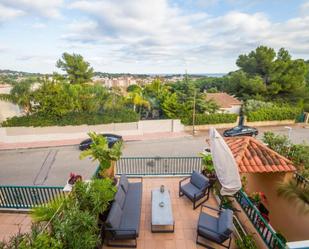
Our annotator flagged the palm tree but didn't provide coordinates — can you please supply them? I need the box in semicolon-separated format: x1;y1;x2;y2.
0;79;34;114
277;179;309;214
79;132;123;178
126;88;150;114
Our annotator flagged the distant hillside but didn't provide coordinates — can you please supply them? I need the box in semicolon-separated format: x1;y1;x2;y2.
0;69;44;76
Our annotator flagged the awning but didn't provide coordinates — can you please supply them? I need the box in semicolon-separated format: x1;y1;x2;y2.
209;127;242;196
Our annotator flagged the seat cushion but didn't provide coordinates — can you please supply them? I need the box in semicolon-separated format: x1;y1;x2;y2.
106;201;122;229
119;174;129;193
181;182;204;200
198;212;222;243
218;209;233;237
190;170;209;190
114;230;136;240
121;182;142;236
114;187;126;209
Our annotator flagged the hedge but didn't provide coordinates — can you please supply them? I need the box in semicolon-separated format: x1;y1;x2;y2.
246;106;302;122
1;109;140;127
182;113;238;125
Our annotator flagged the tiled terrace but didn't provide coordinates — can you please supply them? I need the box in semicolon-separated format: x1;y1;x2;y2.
0;178;237;249
0;212;31;242
102;177;236;249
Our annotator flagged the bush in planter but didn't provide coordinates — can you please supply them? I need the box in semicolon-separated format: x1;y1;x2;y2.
0;223;63;249
31;196;66;222
199;153;216;185
236;234;257;249
80;132;123;178
71;179;116;217
52;206;99;249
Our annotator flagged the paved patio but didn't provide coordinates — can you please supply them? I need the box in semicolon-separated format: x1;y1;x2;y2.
0;212;31;242
0;177;237;248
102;177;236;249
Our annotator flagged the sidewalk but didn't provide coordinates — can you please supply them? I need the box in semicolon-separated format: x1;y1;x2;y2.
0;131;191;150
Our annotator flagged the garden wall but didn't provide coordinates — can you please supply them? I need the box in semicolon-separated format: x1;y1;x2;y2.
245;119;295;127
184;117;296;131
0;119;184;143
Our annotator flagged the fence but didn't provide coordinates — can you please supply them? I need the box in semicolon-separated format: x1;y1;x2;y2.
0;185;65;209
294;172;308;188
235;190;286;249
116;157;203;176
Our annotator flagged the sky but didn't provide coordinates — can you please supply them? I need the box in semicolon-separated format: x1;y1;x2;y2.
0;0;309;74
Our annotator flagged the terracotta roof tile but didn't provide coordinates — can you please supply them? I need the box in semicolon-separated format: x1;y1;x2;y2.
205;92;242;108
225;136;296;173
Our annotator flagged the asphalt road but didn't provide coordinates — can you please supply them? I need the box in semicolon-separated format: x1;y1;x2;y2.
0;125;308;186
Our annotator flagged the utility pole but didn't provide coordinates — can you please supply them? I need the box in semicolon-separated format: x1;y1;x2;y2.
192;88;196;136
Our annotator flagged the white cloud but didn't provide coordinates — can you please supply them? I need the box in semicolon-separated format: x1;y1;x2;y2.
0;3;24;22
1;0;63;18
70;0;309;72
1;0;309;73
32;22;47;29
300;1;309;16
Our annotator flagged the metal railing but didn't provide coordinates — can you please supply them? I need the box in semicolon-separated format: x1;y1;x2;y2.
0;185;65;209
235;190;286;249
116;156;203;176
294;173;308;188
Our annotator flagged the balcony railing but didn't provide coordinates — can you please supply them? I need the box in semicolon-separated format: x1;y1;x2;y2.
235;190;286;249
116;156;203;176
294;172;308;188
0;185;65;209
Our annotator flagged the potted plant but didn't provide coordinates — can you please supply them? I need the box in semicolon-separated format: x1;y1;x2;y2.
68;173;82;185
199;152;217;186
249;191;267;206
80;132;123;183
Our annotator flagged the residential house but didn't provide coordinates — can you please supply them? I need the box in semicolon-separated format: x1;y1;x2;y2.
206;92;242;114
226;136;309;241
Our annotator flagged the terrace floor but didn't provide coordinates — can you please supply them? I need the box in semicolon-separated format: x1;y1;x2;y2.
102;177;236;249
0;212;31;242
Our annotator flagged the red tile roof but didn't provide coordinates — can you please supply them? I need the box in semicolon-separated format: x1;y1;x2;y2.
225;136;296;173
205;92;241;108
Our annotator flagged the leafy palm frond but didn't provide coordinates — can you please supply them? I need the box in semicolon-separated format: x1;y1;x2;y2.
0;93;16;103
277;179;309;214
79;132;123;176
30;196;66;222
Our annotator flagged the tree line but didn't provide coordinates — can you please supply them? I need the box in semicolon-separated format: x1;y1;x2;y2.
0;46;308;127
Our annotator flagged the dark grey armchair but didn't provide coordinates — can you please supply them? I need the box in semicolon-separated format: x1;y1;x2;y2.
196;205;234;249
179;170;210;209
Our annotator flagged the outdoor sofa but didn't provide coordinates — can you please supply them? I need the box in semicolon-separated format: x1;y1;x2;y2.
179;170;210;209
104;175;142;248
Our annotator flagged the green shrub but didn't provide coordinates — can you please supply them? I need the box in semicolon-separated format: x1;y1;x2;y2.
182;113;238;125
1;109;139;127
236;235;257;249
263;131;309;177
246;106;302;122
243;99;274;113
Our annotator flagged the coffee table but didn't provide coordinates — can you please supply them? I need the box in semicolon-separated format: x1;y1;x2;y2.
151;188;175;233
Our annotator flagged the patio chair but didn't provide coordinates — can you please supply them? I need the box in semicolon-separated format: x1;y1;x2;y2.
196;205;234;249
179;170;210;209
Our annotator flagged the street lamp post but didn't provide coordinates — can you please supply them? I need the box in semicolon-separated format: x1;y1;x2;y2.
192;88;196;136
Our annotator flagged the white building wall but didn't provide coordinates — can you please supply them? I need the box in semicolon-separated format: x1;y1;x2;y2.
219;105;241;114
